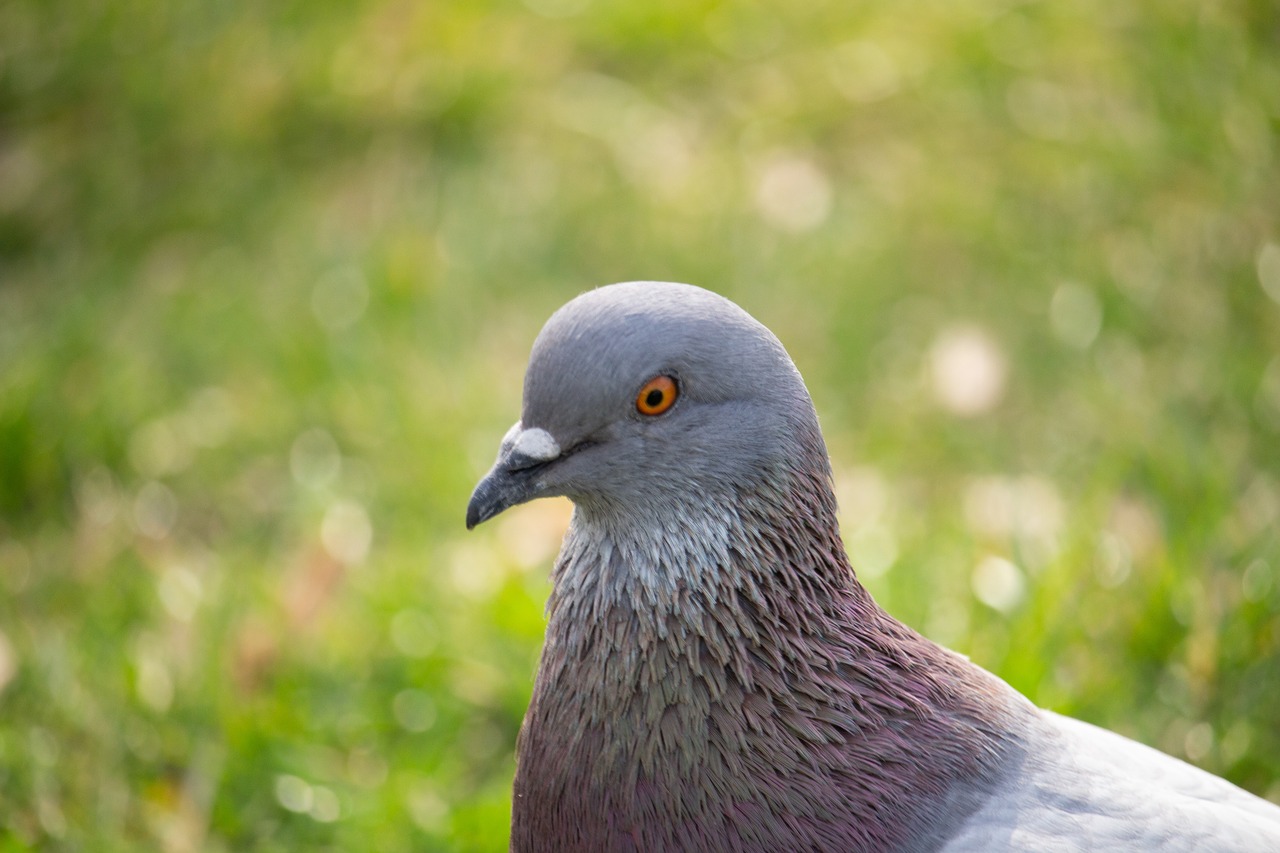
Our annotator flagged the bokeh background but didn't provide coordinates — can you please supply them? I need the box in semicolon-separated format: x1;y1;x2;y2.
3;0;1279;850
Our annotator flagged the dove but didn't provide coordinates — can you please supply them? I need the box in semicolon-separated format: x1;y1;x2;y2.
467;281;1280;852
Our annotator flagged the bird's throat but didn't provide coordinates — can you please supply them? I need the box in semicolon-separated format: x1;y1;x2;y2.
511;472;1022;851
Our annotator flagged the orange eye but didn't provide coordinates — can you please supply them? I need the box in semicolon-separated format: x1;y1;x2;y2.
636;375;678;416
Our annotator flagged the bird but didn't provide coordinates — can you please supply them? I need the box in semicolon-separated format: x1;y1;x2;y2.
465;281;1280;852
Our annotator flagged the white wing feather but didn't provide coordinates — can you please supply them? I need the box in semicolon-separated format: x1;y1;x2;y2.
942;711;1280;852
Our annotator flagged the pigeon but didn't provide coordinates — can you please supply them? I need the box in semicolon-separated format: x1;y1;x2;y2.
466;281;1280;852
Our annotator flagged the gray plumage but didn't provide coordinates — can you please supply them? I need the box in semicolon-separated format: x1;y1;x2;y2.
466;281;1280;852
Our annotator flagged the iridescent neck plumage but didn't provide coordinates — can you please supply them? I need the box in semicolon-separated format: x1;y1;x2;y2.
512;467;1025;852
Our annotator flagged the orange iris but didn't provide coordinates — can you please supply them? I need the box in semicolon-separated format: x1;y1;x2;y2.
636;375;678;416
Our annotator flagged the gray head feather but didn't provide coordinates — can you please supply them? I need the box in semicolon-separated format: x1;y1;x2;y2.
467;281;828;529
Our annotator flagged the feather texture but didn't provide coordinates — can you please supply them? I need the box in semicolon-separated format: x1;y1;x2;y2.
466;282;1280;852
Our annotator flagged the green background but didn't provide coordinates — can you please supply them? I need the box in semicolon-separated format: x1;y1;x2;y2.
2;0;1279;850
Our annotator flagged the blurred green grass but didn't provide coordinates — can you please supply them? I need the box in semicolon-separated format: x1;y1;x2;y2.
2;0;1279;849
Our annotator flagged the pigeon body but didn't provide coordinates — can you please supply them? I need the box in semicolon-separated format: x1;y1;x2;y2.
467;282;1280;852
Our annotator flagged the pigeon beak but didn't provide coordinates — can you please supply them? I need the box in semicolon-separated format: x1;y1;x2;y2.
465;423;562;530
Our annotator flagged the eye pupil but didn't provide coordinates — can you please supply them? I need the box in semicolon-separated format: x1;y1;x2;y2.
646;389;664;408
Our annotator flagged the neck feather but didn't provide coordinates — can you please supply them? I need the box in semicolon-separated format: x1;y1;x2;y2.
513;466;1026;852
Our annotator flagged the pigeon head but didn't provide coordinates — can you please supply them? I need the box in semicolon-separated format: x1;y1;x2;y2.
466;281;828;529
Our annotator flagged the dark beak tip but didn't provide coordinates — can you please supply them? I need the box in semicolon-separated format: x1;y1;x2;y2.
465;474;505;530
465;449;550;530
464;491;487;530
